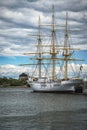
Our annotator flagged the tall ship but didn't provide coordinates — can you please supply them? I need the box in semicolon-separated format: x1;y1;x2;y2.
20;6;84;93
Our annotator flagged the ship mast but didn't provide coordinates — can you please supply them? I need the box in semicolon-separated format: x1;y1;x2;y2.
20;16;43;78
38;16;42;78
51;5;56;80
63;12;69;80
62;12;72;80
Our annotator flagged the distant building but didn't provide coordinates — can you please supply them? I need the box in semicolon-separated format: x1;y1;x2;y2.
19;73;28;80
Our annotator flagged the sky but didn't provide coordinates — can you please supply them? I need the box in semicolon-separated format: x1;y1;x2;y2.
0;0;87;78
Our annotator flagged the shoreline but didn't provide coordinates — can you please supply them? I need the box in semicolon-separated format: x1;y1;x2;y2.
0;85;28;88
0;85;87;94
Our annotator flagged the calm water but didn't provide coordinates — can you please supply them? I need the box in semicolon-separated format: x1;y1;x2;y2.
0;88;87;130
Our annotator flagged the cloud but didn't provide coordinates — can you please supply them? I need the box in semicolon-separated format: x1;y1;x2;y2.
0;0;17;6
0;0;86;79
0;0;87;56
0;64;30;78
0;63;87;78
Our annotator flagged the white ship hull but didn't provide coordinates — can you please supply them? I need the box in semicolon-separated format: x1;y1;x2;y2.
28;79;84;93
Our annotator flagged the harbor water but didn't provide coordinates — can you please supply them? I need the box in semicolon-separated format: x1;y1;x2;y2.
0;87;87;130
